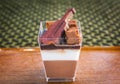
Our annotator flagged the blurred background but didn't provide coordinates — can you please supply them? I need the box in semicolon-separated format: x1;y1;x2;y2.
0;0;120;48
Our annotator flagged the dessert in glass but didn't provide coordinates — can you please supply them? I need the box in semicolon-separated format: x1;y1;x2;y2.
38;8;82;82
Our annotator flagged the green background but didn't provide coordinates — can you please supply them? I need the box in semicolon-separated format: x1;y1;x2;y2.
0;0;120;48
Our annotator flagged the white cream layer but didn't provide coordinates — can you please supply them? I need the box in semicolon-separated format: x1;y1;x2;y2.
40;49;80;61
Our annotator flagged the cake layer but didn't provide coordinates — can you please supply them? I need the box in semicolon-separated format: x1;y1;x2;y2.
40;44;81;49
44;60;77;78
41;49;80;61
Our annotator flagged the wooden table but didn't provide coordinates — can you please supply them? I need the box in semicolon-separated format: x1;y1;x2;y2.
0;47;120;84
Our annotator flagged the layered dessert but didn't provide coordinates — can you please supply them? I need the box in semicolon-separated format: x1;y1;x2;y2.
38;8;82;82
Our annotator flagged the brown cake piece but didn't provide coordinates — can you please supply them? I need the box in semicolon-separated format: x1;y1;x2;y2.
65;20;80;45
46;21;54;29
68;20;77;27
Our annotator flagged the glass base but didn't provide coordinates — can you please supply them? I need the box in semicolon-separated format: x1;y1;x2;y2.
46;77;75;82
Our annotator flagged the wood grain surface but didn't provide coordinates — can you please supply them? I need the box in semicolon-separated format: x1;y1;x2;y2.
0;47;120;84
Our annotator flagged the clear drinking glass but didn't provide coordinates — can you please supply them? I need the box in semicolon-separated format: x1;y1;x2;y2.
38;20;82;82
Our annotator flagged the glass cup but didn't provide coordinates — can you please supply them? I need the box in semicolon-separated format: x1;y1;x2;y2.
38;20;82;82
